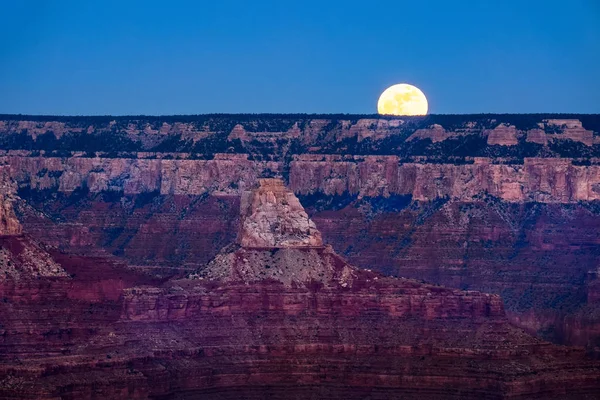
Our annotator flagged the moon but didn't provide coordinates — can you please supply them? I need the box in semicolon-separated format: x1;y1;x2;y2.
377;83;428;116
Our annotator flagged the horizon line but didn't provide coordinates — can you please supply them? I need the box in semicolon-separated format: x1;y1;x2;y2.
1;112;599;119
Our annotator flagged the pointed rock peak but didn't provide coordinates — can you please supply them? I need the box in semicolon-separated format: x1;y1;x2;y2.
191;179;356;286
239;178;323;248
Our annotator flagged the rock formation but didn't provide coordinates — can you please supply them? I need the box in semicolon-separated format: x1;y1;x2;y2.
0;166;22;236
192;178;349;285
2;177;599;399
0;196;21;236
3;152;600;202
0;166;68;280
486;124;520;146
538;119;596;146
0;235;68;280
239;178;323;248
1;113;600;348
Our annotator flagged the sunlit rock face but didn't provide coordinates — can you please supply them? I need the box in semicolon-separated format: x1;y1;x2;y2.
240;178;323;248
0;167;21;236
1;173;600;399
194;178;350;286
486;124;519;146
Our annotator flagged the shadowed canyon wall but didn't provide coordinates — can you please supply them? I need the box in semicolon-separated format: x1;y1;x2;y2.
2;114;600;347
2;175;599;399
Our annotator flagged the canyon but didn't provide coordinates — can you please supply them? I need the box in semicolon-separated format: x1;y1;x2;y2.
1;114;600;397
1;176;599;398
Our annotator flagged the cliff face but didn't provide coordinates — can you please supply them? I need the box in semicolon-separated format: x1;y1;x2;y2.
0;235;68;280
0;166;22;236
0;167;69;280
3;154;600;202
0;196;21;236
2;114;600;348
290;155;600;201
239;178;323;248
2;178;599;399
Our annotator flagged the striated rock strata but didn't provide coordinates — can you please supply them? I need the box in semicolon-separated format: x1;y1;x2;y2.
3;179;599;399
0;166;22;236
2;153;600;202
0;168;67;279
2;114;600;349
239;178;323;248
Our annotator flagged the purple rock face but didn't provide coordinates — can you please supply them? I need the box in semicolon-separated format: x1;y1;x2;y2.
1;115;600;398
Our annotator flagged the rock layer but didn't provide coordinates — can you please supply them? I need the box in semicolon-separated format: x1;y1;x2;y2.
2;178;600;399
0;166;22;236
2;114;600;349
239;178;323;248
2;153;600;202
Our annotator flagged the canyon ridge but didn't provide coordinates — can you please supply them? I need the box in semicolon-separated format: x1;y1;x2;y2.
1;114;600;398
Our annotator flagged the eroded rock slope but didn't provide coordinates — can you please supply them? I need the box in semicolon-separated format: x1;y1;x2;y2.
2;178;599;399
2;114;600;346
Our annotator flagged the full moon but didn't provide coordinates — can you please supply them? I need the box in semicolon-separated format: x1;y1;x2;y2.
377;83;428;116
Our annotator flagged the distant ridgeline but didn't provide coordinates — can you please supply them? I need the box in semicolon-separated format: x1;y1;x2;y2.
0;114;599;163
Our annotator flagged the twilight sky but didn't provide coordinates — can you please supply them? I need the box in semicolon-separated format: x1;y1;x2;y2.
1;0;599;115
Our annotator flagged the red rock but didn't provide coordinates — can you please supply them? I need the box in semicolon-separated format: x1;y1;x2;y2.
1;176;600;399
407;124;457;142
0;166;22;236
239;178;323;248
1;115;600;357
540;119;595;146
486;124;520;146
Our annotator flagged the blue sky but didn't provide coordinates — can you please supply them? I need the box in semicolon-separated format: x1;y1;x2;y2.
0;0;598;115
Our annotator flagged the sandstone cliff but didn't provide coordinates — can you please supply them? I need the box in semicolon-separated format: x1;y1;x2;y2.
192;179;350;286
3;154;600;202
239;178;323;248
2;114;600;349
0;166;22;236
0;195;21;236
0;166;69;279
1;177;600;399
2;114;597;150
